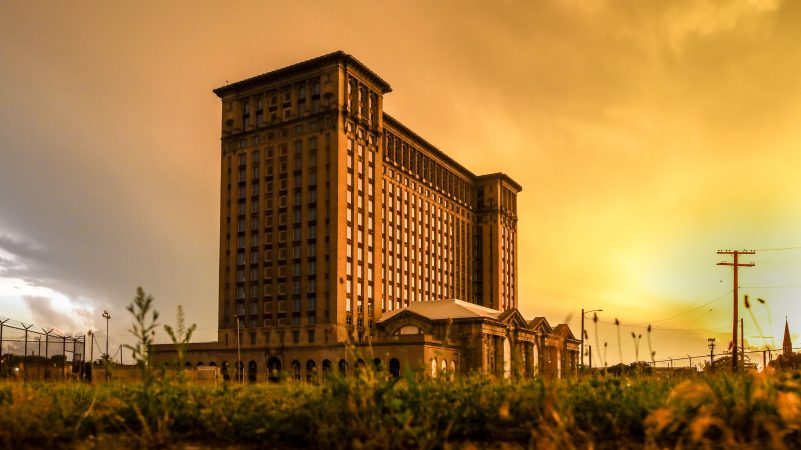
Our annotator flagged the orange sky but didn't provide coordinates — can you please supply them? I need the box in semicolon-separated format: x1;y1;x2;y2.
1;0;800;367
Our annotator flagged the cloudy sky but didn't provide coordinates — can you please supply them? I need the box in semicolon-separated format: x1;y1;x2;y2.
1;0;800;367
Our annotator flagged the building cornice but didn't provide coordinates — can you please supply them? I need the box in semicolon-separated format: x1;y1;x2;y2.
383;113;479;182
383;114;523;192
213;51;392;98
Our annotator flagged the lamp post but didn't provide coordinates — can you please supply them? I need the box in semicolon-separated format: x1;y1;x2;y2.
234;314;242;384
102;311;111;361
581;309;603;369
102;311;110;382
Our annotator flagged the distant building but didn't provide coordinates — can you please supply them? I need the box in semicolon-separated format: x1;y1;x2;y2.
152;52;579;380
783;319;793;357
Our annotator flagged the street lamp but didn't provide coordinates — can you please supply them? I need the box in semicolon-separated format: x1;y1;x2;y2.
234;314;242;384
581;309;603;369
102;311;111;361
102;310;111;383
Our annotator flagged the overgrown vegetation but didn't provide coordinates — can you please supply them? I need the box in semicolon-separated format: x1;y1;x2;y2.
3;371;801;449
5;288;800;449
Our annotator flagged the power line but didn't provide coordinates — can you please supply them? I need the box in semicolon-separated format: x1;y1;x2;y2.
596;289;730;331
741;285;801;289
754;246;801;252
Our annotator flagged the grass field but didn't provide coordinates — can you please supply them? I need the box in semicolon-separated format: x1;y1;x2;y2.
2;369;801;449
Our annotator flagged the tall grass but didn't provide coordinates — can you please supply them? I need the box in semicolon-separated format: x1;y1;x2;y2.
3;370;801;449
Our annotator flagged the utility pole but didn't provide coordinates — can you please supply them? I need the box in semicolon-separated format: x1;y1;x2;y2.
708;338;716;371
717;250;755;371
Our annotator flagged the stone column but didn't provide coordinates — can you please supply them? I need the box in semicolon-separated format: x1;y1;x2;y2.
495;336;503;377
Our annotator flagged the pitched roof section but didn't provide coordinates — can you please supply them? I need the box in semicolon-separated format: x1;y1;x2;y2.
554;324;578;341
213;51;392;98
378;298;501;323
529;317;552;333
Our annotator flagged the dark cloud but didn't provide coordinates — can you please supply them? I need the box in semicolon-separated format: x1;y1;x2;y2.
0;0;799;363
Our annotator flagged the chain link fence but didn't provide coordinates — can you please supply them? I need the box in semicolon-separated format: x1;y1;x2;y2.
0;316;86;381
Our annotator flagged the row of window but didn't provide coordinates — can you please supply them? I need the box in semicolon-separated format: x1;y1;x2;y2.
345;135;376;322
384;130;475;207
238;77;323;130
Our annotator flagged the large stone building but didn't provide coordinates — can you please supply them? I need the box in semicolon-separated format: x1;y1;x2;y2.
152;52;579;380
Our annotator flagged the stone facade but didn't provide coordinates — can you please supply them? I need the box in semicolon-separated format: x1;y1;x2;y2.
151;52;578;380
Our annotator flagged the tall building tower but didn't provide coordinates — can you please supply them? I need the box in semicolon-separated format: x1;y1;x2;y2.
211;52;521;350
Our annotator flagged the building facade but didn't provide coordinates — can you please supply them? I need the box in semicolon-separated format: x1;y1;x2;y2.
152;52;578;380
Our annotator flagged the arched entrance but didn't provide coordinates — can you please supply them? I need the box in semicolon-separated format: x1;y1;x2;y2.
267;357;282;382
248;360;257;383
291;360;301;381
389;358;400;378
306;360;316;382
322;359;332;378
338;359;347;377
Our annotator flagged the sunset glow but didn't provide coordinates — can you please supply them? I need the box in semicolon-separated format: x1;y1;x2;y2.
1;0;800;367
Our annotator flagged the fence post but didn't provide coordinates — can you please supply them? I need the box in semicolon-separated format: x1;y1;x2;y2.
44;329;52;380
62;336;66;380
0;319;6;378
23;323;32;382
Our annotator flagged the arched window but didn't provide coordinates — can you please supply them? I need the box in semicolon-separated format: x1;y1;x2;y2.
338;359;347;377
373;358;382;372
441;359;447;373
431;358;437;378
291;360;301;381
248;360;257;383
306;360;317;383
322;359;332;377
221;361;230;381
185;361;193;367
450;360;456;373
389;358;400;378
397;325;422;335
267;357;282;383
209;361;217;367
197;362;204;367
